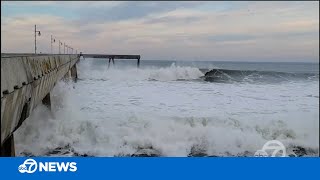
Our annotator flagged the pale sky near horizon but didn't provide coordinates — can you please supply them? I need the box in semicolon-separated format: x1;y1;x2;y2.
1;1;319;62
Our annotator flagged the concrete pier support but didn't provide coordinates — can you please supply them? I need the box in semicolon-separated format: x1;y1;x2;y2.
108;58;115;69
42;93;51;110
70;64;78;82
137;57;140;68
108;58;111;69
63;70;71;80
62;65;77;82
0;135;15;157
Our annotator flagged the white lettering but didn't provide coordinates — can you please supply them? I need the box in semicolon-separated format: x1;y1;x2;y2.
48;162;56;172
69;162;77;172
39;162;48;172
19;160;77;173
57;162;69;172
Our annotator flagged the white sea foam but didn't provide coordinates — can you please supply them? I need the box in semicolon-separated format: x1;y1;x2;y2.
14;60;319;156
80;62;204;82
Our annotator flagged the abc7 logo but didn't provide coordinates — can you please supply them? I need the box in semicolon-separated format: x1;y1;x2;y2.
18;159;37;173
254;140;287;157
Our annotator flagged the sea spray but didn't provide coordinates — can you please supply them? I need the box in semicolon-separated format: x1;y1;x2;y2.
14;59;319;156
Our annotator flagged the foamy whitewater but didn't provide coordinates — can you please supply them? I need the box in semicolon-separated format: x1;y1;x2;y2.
14;59;319;157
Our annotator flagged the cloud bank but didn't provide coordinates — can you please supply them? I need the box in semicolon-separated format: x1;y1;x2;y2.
1;1;319;62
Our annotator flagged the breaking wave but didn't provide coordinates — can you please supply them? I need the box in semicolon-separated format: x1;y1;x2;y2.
79;62;204;82
14;81;319;157
204;69;319;83
13;60;319;157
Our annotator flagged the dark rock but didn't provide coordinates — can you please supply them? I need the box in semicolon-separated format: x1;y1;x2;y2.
131;147;161;157
188;152;208;157
292;146;307;157
188;145;208;157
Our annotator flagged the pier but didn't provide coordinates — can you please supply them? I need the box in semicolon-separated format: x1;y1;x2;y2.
0;53;141;156
81;53;141;68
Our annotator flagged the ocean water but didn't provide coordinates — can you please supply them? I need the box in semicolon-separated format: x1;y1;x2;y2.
14;59;319;157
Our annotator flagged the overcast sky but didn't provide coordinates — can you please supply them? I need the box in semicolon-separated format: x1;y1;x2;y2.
1;1;319;62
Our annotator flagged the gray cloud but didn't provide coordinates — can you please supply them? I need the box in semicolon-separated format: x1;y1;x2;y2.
78;1;204;23
143;16;201;25
207;34;257;42
1;1;319;62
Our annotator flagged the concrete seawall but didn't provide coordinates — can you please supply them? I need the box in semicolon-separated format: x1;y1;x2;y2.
1;54;79;155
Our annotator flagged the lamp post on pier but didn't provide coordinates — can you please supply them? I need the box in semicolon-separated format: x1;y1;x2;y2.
34;24;41;54
59;40;63;54
51;35;56;54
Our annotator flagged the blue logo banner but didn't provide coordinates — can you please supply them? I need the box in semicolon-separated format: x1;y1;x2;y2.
0;157;319;180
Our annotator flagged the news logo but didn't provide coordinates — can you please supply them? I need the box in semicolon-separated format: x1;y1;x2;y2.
18;159;77;173
254;140;287;157
18;159;37;173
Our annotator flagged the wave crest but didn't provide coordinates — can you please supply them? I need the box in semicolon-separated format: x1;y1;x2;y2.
148;63;204;81
204;68;319;83
79;62;204;82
